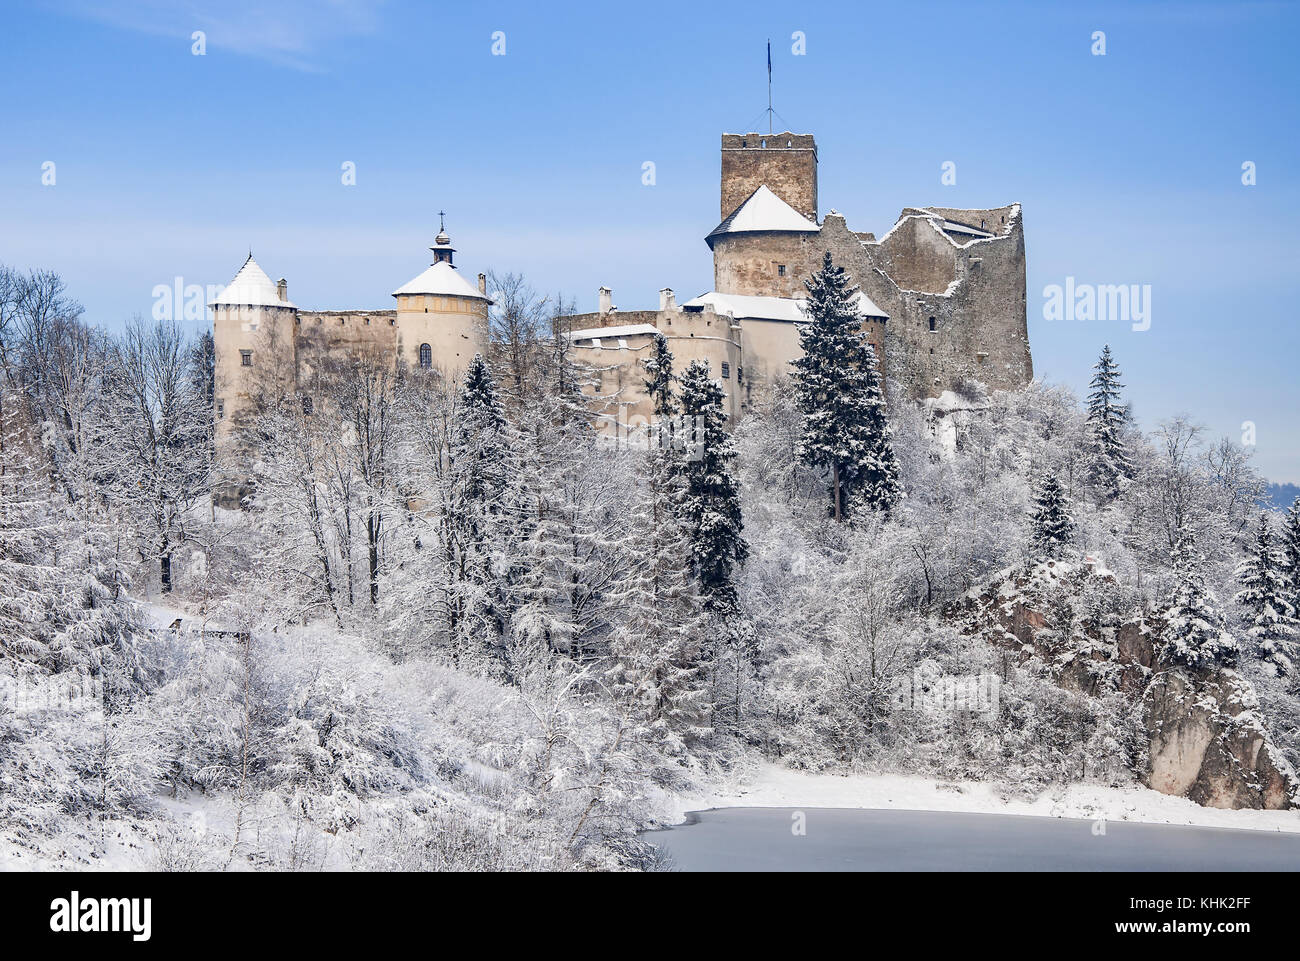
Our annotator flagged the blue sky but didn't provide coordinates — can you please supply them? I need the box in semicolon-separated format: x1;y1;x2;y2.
1;0;1297;481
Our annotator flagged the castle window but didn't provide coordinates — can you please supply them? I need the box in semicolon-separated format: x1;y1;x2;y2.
737;365;743;382
302;395;313;415
761;139;767;148
240;349;253;366
721;362;731;379
419;343;432;369
777;264;786;276
216;400;225;420
928;317;937;332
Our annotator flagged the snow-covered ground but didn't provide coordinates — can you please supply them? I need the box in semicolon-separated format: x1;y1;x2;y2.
667;761;1300;834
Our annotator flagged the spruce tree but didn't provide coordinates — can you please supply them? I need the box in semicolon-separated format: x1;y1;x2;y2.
791;251;899;520
1235;513;1298;675
1029;471;1076;559
1085;344;1133;499
644;333;676;419
674;359;747;617
1281;497;1300;614
1159;530;1238;670
449;355;514;669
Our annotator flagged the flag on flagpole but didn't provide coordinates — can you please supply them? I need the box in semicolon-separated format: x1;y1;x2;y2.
767;40;771;78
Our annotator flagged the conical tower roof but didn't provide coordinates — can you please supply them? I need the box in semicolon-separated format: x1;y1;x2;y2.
209;254;295;308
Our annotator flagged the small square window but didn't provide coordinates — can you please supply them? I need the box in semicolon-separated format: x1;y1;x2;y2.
240;350;253;367
777;264;786;276
721;362;731;379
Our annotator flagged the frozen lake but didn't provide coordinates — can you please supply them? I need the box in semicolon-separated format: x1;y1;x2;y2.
649;807;1300;871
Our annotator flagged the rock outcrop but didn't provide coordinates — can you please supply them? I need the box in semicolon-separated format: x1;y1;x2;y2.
954;560;1297;810
1143;669;1292;809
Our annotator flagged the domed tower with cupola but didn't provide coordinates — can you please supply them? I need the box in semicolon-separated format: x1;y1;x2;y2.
391;215;492;381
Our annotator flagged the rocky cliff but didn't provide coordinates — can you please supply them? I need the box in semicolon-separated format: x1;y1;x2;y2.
954;560;1297;810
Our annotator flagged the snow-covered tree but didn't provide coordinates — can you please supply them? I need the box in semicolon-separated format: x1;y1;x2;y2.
1159;530;1238;670
1235;513;1297;675
1085;344;1132;499
1029;472;1076;559
674;359;746;617
446;355;517;668
791;251;899;520
605;447;711;758
644;332;675;419
1281;497;1300;613
332;352;393;607
105;318;211;593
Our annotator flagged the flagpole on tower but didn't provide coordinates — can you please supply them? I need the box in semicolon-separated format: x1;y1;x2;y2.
767;39;773;134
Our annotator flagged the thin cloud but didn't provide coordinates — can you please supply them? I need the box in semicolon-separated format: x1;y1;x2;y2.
53;0;386;72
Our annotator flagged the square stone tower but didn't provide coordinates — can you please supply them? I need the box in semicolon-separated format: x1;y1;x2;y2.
720;132;818;221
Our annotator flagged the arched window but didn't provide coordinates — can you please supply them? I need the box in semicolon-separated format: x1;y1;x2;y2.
928;317;937;332
419;343;432;369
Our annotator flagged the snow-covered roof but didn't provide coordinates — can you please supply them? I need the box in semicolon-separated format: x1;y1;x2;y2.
209;255;295;308
683;290;888;322
392;261;491;301
567;323;660;342
939;219;994;238
706;185;820;246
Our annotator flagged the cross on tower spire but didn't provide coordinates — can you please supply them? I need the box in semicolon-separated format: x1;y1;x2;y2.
438;210;446;231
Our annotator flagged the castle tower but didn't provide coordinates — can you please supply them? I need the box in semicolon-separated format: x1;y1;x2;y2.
711;133;823;299
210;254;298;447
391;220;492;380
720;132;817;222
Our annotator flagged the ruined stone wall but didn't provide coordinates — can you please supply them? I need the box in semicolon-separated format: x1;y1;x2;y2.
720;132;818;220
815;208;1031;399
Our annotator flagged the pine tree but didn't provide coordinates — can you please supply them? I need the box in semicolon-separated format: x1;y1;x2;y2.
1029;471;1076;559
1234;513;1298;675
791;251;899;520
1085;344;1133;499
674;359;747;617
1159;530;1238;670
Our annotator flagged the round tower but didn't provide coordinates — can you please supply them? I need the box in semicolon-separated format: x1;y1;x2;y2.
707;184;821;299
209;254;298;444
391;218;492;380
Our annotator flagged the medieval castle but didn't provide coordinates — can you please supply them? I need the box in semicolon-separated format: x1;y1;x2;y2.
212;130;1032;453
